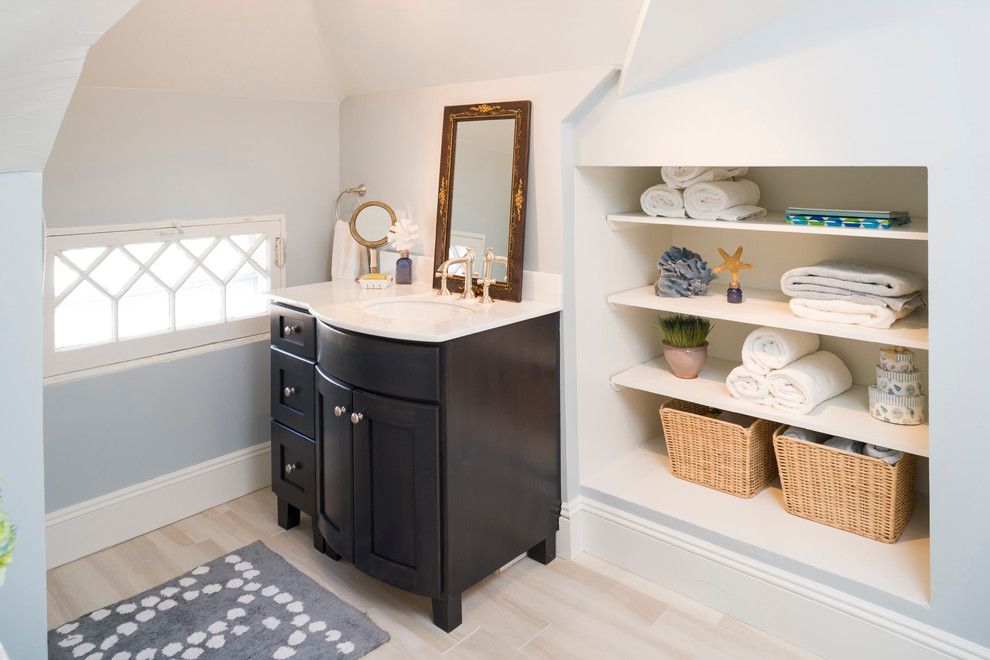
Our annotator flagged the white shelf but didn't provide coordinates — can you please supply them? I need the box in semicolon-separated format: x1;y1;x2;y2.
582;445;930;605
606;212;929;241
608;285;929;350
610;355;929;457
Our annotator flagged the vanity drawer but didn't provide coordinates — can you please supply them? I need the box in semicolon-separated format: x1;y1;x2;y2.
271;421;316;515
271;305;317;360
318;323;441;402
271;347;316;438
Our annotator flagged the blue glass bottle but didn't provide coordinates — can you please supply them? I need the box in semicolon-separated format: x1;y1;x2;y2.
396;250;412;285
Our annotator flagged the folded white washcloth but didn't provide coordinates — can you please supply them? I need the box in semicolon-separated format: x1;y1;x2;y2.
767;351;853;415
684;180;766;221
661;166;748;189
780;261;926;311
640;184;685;218
741;326;820;375
863;444;904;464
788;298;916;329
780;426;830;443
824;437;865;454
725;365;772;405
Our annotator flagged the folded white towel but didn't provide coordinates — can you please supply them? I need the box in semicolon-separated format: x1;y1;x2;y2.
767;351;853;415
780;426;830;443
640;184;685;218
684;180;766;221
788;298;916;329
824;437;865;454
780;261;926;311
741;326;820;375
726;365;772;405
863;444;904;464
661;166;748;189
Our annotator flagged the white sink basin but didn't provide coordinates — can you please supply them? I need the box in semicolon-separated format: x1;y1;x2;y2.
361;297;477;322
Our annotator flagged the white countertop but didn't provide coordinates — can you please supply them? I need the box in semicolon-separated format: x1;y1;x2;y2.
268;280;561;343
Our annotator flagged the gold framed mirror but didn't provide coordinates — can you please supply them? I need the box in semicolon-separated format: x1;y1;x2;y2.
350;200;397;275
433;100;531;302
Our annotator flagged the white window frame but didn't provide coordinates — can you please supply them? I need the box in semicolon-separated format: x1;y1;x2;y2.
44;215;286;379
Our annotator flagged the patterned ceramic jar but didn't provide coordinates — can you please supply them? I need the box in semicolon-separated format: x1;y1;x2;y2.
868;386;926;426
875;366;925;397
879;346;915;373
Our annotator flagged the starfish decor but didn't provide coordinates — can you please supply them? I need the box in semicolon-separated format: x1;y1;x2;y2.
713;246;752;303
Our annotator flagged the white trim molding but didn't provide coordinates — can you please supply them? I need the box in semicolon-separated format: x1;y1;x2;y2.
46;443;272;569
563;497;989;660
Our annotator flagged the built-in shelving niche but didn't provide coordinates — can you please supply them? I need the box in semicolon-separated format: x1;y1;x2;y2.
572;165;930;607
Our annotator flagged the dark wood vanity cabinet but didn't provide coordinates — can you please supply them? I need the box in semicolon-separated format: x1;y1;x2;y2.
270;303;561;632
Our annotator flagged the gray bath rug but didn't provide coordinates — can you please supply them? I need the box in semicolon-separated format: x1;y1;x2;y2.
49;541;389;659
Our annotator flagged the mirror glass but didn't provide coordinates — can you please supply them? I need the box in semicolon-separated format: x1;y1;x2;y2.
350;202;395;247
448;118;516;282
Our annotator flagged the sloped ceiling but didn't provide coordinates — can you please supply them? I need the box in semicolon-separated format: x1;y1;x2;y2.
0;0;139;172
619;0;806;97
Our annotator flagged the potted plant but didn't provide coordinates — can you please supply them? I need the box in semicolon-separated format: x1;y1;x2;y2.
657;314;713;379
0;485;13;588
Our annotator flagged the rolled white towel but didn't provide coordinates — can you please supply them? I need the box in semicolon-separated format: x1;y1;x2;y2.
741;326;820;375
863;444;904;464
661;166;748;189
780;426;830;443
684;180;766;221
726;365;772;405
824;437;865;454
640;184;685;218
767;351;853;415
788;298;916;329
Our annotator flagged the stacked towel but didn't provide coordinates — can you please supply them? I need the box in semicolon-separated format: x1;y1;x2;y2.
640;184;685;218
683;180;767;221
726;328;852;414
781;261;926;329
640;167;766;221
824;437;865;454
780;426;830;443
767;351;854;415
780;427;906;464
864;444;905;464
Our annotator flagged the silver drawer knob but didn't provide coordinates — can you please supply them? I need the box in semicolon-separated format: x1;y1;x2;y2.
284;462;299;474
283;324;300;336
334;405;347;417
283;386;297;397
350;412;364;425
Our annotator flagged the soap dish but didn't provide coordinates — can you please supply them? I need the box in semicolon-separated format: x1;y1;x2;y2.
359;274;394;290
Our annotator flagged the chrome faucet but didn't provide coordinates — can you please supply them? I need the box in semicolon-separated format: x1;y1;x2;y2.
435;249;475;299
480;247;508;304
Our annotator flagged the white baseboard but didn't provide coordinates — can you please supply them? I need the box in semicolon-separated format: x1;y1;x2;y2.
560;496;989;660
46;443;272;569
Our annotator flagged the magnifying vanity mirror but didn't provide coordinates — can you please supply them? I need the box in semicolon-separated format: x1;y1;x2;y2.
433;101;531;302
350;200;397;276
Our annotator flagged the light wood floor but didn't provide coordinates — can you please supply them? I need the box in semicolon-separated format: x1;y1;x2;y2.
48;489;818;659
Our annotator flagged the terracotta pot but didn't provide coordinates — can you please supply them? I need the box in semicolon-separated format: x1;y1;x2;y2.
662;341;708;379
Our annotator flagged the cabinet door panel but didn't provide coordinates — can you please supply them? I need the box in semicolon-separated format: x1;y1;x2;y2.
352;390;440;597
316;369;354;562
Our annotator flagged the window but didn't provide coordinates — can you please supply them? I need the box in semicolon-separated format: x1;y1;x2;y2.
44;216;285;378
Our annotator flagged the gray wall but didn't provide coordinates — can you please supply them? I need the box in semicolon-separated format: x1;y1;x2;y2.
0;172;47;658
42;85;338;511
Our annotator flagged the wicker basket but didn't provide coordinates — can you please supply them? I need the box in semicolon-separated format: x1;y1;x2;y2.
659;399;777;498
772;427;915;543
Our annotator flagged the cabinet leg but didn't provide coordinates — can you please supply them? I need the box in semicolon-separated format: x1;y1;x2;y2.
527;534;556;565
311;519;342;560
431;593;462;632
277;498;300;530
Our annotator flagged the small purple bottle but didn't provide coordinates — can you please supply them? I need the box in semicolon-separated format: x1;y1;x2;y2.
395;250;412;285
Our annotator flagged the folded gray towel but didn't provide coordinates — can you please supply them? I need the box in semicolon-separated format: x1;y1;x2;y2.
824;437;865;454
780;261;926;311
863;444;904;465
780;426;830;443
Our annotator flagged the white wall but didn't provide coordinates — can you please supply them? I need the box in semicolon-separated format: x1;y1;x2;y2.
339;66;615;275
0;173;46;658
573;0;990;646
42;85;338;510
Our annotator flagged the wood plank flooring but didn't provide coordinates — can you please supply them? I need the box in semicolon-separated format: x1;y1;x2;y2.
47;489;818;659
